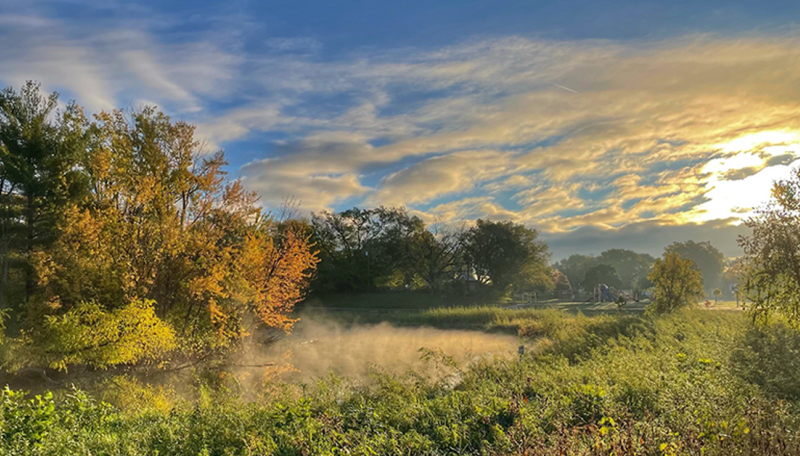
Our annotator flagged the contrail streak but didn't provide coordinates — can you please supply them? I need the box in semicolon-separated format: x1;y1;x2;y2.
550;82;579;94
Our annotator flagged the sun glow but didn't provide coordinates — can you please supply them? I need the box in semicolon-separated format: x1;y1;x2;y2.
714;130;800;153
692;131;800;223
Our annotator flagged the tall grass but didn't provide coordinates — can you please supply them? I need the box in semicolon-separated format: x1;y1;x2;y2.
3;309;800;455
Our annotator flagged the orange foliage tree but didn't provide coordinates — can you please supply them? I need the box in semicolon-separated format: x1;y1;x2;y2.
22;102;319;361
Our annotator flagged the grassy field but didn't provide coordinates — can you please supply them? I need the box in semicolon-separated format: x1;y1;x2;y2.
293;291;746;329
3;303;799;455
299;291;513;310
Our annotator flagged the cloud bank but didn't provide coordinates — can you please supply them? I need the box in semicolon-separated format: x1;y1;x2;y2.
3;5;800;257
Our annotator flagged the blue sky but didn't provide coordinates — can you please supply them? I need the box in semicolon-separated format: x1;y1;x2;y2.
2;0;800;258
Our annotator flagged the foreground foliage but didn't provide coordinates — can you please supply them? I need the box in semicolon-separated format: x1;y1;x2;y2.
3;310;800;455
740;164;800;326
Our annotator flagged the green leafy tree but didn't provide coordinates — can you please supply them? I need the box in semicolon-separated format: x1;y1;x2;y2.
311;207;425;291
739;165;800;325
665;240;725;291
555;254;595;293
0;82;90;306
648;252;704;313
465;219;552;293
712;288;722;303
596;249;655;290
406;222;464;292
581;264;622;290
30;299;176;371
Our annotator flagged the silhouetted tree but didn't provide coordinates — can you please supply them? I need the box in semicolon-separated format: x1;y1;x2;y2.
406;221;465;292
311;206;426;291
464;219;551;293
582;264;622;290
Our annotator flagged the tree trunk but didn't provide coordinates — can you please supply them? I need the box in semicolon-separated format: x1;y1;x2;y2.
24;194;35;303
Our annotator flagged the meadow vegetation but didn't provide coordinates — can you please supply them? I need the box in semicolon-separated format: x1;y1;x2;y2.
4;309;800;455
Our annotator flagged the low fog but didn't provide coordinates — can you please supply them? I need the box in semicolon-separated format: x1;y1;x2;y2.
244;317;520;382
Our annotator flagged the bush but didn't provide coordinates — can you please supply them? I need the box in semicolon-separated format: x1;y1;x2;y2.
31;299;176;371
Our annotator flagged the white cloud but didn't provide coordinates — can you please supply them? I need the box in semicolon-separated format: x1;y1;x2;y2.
4;8;800;241
0;12;240;113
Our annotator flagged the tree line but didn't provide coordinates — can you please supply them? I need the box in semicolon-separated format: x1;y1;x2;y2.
556;241;728;296
309;205;734;304
310;208;552;294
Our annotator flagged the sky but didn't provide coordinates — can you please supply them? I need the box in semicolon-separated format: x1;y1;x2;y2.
2;0;800;259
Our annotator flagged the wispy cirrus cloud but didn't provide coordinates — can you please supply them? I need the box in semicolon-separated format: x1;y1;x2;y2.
4;2;800;257
0;11;240;113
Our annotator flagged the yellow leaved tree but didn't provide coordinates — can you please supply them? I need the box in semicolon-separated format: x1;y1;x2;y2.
5;96;319;371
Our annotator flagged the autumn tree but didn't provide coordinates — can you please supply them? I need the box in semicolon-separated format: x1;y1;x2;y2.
239;219;320;332
739;165;800;325
648;251;704;313
1;87;319;371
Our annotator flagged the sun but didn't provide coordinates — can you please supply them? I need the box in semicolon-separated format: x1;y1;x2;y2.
690;130;800;223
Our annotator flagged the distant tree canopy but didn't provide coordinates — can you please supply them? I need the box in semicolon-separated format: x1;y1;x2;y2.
311;207;436;292
465;219;552;293
665;240;725;291
596;249;655;291
0;82;319;371
582;264;623;290
551;268;572;294
555;254;595;293
311;213;551;295
555;249;654;293
648;252;704;313
739;165;800;326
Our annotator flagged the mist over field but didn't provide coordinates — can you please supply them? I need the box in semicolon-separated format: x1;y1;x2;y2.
254;318;519;382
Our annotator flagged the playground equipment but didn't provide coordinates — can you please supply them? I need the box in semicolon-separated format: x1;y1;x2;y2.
588;284;633;303
522;291;538;306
